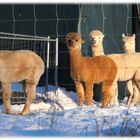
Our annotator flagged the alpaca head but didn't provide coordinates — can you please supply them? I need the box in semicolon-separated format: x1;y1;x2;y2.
65;32;85;50
90;30;104;47
122;33;135;53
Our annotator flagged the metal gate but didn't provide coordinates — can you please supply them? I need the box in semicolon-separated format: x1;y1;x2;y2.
0;32;58;104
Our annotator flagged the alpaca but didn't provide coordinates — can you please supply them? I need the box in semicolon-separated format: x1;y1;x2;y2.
65;32;117;107
90;30;118;105
90;30;104;56
90;30;106;102
122;34;135;53
122;33;139;106
90;30;140;106
0;50;45;115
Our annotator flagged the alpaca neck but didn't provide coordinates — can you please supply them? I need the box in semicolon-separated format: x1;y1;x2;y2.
125;50;135;54
124;43;135;54
92;43;104;56
69;48;83;68
125;48;135;54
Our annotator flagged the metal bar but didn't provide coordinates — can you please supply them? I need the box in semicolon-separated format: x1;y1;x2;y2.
45;36;50;97
12;4;15;50
0;36;56;42
55;37;58;92
0;32;51;40
33;4;37;36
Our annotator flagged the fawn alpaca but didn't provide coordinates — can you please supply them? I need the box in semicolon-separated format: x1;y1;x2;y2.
65;32;117;107
122;34;135;53
90;30;104;56
0;50;44;115
122;33;139;106
90;30;140;106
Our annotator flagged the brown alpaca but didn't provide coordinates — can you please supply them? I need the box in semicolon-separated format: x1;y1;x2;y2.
0;50;44;115
65;32;117;107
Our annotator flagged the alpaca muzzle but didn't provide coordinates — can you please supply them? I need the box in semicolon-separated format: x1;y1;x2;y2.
67;40;74;46
122;45;126;50
92;40;97;47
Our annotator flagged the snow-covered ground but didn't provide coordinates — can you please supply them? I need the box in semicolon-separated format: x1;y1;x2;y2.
0;85;140;136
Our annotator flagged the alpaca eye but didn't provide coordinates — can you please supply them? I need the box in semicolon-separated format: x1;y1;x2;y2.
76;39;78;42
90;37;94;40
67;39;71;43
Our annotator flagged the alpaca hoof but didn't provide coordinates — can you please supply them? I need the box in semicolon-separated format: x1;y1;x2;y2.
87;102;93;106
79;101;84;106
5;111;13;115
20;113;29;116
110;101;119;106
128;103;135;107
5;108;11;114
128;104;133;107
101;103;109;108
20;111;29;116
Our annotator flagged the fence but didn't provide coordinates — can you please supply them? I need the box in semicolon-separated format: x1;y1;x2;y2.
0;4;139;104
0;32;58;104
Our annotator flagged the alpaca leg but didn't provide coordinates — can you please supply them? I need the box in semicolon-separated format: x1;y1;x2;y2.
2;83;11;114
74;81;85;106
109;82;119;105
137;88;140;104
85;82;93;106
129;82;139;106
101;81;112;108
21;81;36;115
126;80;134;106
133;71;140;105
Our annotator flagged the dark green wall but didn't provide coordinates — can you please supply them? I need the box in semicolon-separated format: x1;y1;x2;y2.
0;4;79;38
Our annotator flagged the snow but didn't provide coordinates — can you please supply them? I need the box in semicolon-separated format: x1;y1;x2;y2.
0;85;140;136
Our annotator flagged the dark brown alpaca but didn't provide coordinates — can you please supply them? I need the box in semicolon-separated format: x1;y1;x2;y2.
65;32;117;107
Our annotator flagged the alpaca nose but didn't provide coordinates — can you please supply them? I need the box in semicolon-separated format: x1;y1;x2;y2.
123;45;126;50
92;39;96;44
67;40;73;45
68;40;72;44
68;39;71;42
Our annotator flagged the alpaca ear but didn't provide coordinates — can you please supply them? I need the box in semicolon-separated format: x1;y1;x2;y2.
65;35;68;43
81;39;86;44
132;34;136;39
122;33;125;38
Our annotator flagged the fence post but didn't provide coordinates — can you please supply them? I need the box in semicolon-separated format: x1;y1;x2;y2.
45;36;50;98
55;37;58;95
